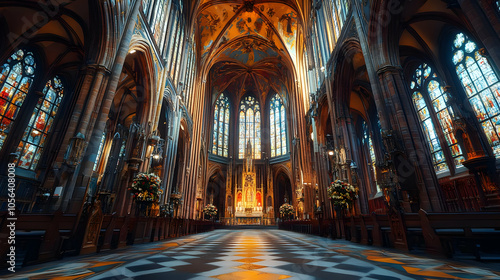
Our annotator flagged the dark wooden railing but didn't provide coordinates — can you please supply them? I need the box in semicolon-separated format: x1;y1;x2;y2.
0;212;215;269
280;210;500;259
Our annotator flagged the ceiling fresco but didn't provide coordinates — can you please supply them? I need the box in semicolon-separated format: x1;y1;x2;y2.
256;3;298;64
197;0;302;101
198;4;238;56
197;1;300;65
219;39;280;65
210;57;288;102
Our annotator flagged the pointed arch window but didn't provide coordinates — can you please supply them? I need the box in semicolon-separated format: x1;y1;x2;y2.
0;50;36;150
93;131;107;171
142;0;151;17
452;32;500;156
212;94;230;157
362;120;380;192
270;94;287;157
410;63;464;172
15;76;64;170
151;0;167;44
239;96;261;159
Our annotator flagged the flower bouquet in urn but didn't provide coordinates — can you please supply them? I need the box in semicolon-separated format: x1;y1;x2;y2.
129;173;163;204
327;180;358;209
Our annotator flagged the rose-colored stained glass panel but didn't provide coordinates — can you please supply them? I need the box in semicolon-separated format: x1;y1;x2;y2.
0;50;35;150
17;76;63;170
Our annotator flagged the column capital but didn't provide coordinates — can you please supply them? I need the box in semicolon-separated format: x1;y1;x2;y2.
443;85;453;93
82;64;112;76
478;47;488;57
376;65;403;76
336;115;352;122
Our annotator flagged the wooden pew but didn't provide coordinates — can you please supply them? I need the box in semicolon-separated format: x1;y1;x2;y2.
8;212;77;266
419;210;500;259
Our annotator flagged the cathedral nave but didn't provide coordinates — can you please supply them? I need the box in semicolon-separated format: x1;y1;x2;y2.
1;0;500;279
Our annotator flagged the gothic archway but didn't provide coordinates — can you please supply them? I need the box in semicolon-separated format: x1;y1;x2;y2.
206;170;226;220
274;172;292;217
172;127;186;194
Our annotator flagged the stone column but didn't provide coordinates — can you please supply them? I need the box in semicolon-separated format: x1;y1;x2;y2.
351;0;391;132
55;65;110;211
377;65;443;212
64;0;141;214
164;106;181;203
346;115;369;214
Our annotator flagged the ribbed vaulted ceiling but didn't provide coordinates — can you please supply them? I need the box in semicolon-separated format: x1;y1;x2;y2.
196;0;304;101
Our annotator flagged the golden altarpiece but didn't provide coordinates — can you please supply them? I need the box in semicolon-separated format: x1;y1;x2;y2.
225;141;275;224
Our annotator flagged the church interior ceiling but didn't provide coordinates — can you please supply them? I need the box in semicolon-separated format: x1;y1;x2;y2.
209;39;288;102
398;0;462;63
197;0;301;102
0;0;89;80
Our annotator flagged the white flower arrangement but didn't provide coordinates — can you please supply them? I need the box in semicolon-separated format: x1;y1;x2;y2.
203;204;218;217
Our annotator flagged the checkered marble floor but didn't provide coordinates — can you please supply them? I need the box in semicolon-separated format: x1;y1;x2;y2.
3;229;500;279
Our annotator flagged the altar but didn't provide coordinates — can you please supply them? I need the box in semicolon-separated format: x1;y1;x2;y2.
234;141;263;223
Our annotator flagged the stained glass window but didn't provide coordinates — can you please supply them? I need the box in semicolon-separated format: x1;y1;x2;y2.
15;76;64;170
151;0;167;44
93;131;106;172
212;94;230;157
142;0;151;17
410;63;464;172
270;94;287;157
166;17;178;65
239;96;261;159
0;50;36;151
362;121;380;192
497;1;500;13
174;27;184;85
328;0;349;42
452;32;500;156
186;42;196;104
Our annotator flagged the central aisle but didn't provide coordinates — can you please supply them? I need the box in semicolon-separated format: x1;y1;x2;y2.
90;229;410;280
6;229;500;279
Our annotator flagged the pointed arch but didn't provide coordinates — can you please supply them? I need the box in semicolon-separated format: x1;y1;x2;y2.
212;93;230;157
270;93;287;157
361;119;380;192
410;62;465;173
0;49;36;150
15;76;65;170
238;95;261;159
451;32;500;156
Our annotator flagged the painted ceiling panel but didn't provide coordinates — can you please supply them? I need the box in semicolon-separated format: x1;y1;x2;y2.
218;39;280;65
199;0;213;6
256;3;298;63
198;1;300;65
224;72;247;96
205;10;289;62
210;58;288;100
198;0;301;101
198;3;238;58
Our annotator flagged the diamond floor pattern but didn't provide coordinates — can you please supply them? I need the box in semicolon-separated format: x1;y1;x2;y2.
3;229;500;279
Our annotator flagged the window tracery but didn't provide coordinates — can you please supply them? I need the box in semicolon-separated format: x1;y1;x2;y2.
15;76;64;170
410;63;464;172
452;32;500;156
0;50;35;151
362;120;379;192
212;94;230;157
93;131;107;172
152;0;167;44
270;94;287;157
239;96;261;159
